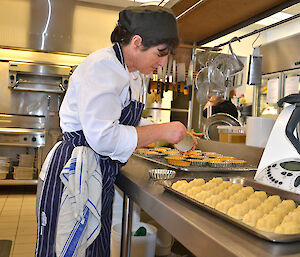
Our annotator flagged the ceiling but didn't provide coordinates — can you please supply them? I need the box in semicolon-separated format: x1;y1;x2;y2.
78;0;300;44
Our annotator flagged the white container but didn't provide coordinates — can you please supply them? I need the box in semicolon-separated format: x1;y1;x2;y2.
111;222;157;257
246;116;275;148
146;221;174;256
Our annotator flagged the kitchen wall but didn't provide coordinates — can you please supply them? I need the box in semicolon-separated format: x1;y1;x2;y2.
0;0;119;54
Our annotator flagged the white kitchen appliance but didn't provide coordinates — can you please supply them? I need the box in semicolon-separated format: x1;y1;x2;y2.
254;94;300;194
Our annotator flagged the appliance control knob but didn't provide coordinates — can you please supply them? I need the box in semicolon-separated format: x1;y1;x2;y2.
23;137;27;141
294;176;300;187
32;137;37;142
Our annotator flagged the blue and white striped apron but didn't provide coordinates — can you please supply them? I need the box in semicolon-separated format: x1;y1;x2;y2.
35;43;144;257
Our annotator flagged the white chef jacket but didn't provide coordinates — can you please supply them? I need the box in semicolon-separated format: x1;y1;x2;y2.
59;45;150;163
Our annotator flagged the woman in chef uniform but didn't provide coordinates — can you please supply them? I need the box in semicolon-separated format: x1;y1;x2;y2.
35;5;186;257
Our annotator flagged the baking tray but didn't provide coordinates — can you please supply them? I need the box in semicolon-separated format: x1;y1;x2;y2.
133;153;256;172
157;177;300;242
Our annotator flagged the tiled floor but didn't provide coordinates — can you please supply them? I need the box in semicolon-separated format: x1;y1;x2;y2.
0;187;193;257
0;187;36;257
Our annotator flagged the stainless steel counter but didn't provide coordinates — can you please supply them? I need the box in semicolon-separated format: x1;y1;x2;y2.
115;155;300;257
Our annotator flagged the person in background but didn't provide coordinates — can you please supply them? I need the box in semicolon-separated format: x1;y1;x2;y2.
35;5;187;257
202;90;238;119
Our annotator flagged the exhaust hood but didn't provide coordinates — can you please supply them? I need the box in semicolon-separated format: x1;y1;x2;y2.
260;32;300;74
28;0;75;53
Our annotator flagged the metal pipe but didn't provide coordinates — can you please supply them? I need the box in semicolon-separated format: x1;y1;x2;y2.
125;199;133;257
120;194;128;257
187;46;197;131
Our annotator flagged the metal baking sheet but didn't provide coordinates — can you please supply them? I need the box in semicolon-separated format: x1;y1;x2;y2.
133;153;256;172
157;177;300;243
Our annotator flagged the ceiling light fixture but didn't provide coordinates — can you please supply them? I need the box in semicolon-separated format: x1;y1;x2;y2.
255;12;293;26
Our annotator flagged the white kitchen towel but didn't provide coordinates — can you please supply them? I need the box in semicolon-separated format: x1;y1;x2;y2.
56;146;102;257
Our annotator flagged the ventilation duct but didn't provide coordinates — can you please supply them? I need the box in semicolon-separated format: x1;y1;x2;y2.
260;32;300;74
28;0;75;52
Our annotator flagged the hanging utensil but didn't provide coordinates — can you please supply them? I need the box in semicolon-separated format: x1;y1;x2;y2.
228;37;244;77
172;59;177;95
165;55;173;92
156;66;162;96
247;48;262;85
147;72;153;94
143;72;153;105
177;63;186;96
195;67;210;129
186;60;194;101
160;60;168;99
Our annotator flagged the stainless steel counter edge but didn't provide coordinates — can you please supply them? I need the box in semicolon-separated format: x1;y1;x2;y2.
115;156;300;257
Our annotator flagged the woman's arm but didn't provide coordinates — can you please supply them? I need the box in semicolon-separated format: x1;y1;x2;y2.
135;121;186;148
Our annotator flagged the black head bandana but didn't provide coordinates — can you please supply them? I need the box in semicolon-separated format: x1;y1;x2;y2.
118;5;179;44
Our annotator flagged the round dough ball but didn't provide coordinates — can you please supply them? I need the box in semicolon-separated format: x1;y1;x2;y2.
171;180;188;190
242;208;265;227
215;199;235;213
243;198;262;210
208;177;223;185
227;203;249;219
282;210;300;224
248;191;267;202
188;178;205;187
204;194;223;208
279;200;296;211
229;192;249;204
256;214;281;232
176;183;190;194
265;195;281;205
274;221;300;234
186;186;205;198
195;190;212;203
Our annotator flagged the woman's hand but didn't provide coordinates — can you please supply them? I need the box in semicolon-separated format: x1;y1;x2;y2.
135;121;186;148
160;121;187;144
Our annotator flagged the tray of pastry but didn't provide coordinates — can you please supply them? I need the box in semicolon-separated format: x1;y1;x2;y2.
134;147;256;172
157;176;300;242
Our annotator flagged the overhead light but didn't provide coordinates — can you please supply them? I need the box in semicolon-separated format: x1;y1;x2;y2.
255;12;292;26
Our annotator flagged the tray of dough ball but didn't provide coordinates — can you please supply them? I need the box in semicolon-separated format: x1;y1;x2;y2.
158;177;300;242
134;148;256;172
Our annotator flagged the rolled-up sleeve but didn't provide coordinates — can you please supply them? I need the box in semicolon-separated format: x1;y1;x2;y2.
75;58;138;163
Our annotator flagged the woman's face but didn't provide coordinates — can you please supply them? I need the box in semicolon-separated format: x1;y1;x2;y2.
134;44;169;74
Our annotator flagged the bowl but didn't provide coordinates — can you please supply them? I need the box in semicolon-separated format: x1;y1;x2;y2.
148;169;176;180
174;132;195;152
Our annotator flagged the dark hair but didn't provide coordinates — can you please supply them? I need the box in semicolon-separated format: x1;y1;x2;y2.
111;25;133;45
110;24;179;54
